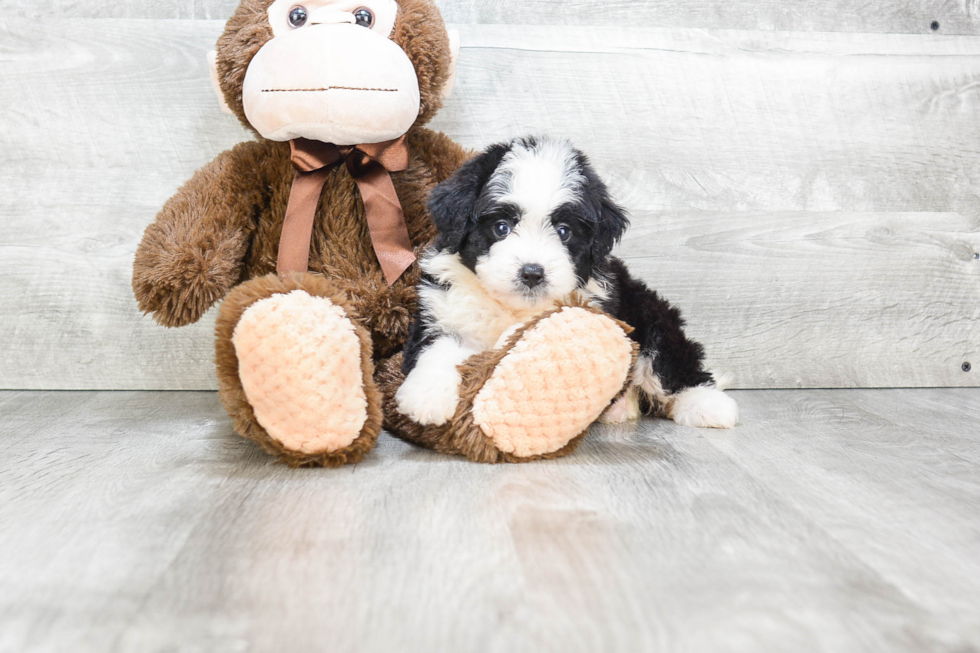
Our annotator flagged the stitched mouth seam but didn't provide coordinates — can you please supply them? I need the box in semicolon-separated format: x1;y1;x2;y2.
261;86;398;93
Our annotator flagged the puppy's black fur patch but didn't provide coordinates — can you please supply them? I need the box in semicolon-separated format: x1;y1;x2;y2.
401;272;445;374
427;141;511;257
598;257;714;394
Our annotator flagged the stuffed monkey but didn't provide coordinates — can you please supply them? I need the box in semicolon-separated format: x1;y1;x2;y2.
133;0;637;466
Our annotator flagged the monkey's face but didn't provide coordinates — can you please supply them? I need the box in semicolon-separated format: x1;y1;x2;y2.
230;0;436;145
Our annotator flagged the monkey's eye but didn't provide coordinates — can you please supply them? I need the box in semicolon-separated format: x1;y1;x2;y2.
288;5;308;28
556;224;571;242
493;221;512;239
353;7;375;27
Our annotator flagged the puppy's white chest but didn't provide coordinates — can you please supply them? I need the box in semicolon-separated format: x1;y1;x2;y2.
424;283;541;350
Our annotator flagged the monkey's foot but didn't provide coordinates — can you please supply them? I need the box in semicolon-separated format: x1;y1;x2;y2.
216;274;381;467
378;305;636;463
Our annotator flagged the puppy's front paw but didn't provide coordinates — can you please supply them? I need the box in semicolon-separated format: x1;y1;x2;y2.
669;386;738;429
395;376;460;427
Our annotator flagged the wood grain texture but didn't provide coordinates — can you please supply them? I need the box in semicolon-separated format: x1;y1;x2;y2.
620;211;980;388
0;19;248;391
1;389;979;652
1;0;979;34
441;0;980;34
0;19;978;389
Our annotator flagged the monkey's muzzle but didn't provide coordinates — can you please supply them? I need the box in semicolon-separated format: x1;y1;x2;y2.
242;24;421;145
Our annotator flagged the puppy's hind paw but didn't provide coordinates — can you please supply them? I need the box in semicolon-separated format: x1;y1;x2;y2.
668;385;738;429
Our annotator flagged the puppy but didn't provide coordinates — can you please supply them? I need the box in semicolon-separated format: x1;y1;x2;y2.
395;136;738;430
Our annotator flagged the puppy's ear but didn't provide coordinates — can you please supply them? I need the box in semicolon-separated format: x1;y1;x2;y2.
427;166;480;253
592;194;630;261
571;147;630;261
427;142;510;253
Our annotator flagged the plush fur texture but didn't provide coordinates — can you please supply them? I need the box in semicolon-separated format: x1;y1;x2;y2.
469;306;636;457
397;136;737;433
379;302;637;463
232;289;371;454
215;273;382;467
134;0;470;465
134;130;468;340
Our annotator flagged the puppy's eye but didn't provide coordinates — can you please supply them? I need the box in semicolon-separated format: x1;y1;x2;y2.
353;7;375;27
493;221;512;239
556;224;571;242
288;5;308;27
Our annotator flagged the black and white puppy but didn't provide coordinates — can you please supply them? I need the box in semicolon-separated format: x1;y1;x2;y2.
396;136;738;429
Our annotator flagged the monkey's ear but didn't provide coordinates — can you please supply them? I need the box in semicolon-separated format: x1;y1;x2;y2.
207;50;235;116
441;29;461;100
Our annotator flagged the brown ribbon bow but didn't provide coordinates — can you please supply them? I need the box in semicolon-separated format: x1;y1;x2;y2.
277;136;416;285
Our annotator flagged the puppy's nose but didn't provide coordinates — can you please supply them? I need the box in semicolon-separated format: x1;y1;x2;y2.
520;264;545;288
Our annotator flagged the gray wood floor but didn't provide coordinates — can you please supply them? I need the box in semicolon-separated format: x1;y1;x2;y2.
1;389;979;653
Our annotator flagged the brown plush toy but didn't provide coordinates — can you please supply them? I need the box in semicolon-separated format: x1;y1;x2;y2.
134;0;637;466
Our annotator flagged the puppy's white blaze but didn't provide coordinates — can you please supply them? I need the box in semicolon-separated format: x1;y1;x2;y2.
668;385;739;429
488;138;585;218
395;336;477;426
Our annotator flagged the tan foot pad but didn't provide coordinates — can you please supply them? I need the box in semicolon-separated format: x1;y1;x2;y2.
472;307;635;458
232;290;368;454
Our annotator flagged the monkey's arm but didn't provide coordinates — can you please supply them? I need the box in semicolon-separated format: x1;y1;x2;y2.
133;141;272;327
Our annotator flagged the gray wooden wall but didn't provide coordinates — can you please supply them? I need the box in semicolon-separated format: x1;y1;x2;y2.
1;1;978;391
